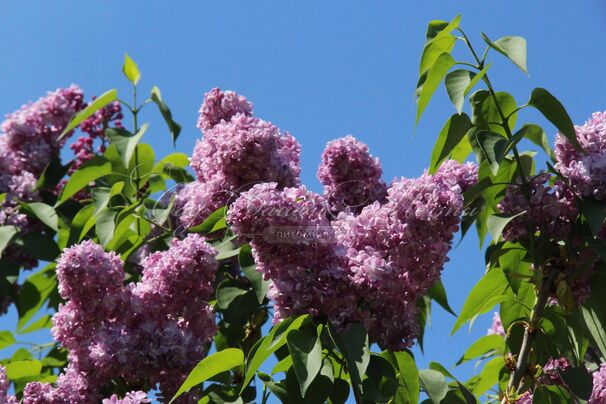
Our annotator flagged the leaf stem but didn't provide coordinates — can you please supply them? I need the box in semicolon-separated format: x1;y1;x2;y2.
132;84;141;235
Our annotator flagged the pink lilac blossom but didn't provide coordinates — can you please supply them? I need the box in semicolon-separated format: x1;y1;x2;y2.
555;111;606;201
590;364;606;404
0;365;18;404
487;312;505;336
334;160;478;350
28;235;217;403
227;183;357;326
317;135;387;214
102;391;151;404
69;100;122;174
0;85;84;176
23;367;95;404
498;172;578;242
180;89;301;229
197;87;253;132
539;357;570;386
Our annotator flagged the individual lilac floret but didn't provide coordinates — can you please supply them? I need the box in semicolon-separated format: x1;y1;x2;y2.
487;312;505;337
590;364;606;404
539;357;570;386
190;114;301;188
197;87;253;131
317;136;387;214
335;160;478;350
498;172;578;242
102;391;151;404
0;365;18;403
555;111;606;201
228;183;357;326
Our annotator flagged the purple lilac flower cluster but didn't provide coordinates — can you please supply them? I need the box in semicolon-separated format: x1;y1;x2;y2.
227;183;357;325
175;88;301;230
498;172;578;242
317;135;387;214
539;357;570;386
69;100;122;173
555;111;606;201
102;391;151;404
487;312;505;337
590;364;606;404
335;160;478;350
23;235;217;403
0;365;18;403
228;160;476;349
0;86;85;271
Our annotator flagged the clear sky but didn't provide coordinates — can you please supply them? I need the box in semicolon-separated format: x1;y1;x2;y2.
1;1;605;401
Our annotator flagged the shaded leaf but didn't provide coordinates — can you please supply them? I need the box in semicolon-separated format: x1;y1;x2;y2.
151;86;182;146
429;113;473;173
482;34;527;73
287;329;323;397
528;88;579;149
416;53;455;125
419;369;448;403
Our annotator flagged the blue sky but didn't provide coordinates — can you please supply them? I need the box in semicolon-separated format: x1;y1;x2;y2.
1;1;605;400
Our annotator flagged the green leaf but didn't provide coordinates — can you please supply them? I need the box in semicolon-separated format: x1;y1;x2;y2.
5;359;41;380
122;53;141;85
515;124;555;161
91;182;124;215
188;206;227;233
560;367;593;400
456;335;505;365
464;63;491;95
216;280;249;310
95;208;117;247
271;356;293;375
106;125;149;168
241;315;310;392
419;15;460;74
452;268;512;334
60;89;117;140
0;330;16;349
528;88;579;149
419;369;448;403
287;329;323;397
17;265;56;330
487;212;526;242
429;113;473;173
151;86;182;146
393;351;420;404
239;244;269;303
328;322;370;393
474;130;507;175
469;90;517;137
0;226;18;256
427;280;456;316
416;53;455;125
581;197;606;237
56;156;112;206
68;204;96;245
533;385;573;403
580;273;606;358
445;70;476;114
17;315;52;334
171;348;244;403
20;202;58;232
481;34;527;73
470;357;503;396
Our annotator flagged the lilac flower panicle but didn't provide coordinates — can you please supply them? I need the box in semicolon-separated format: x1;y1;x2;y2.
498;172;578;242
335;160;478;350
539;357;570;386
318;135;387;214
190;114;301;188
555;111;606;201
0;365;17;403
197;87;253;131
29;236;218;402
487;312;505;337
228;183;357;325
590;364;606;404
